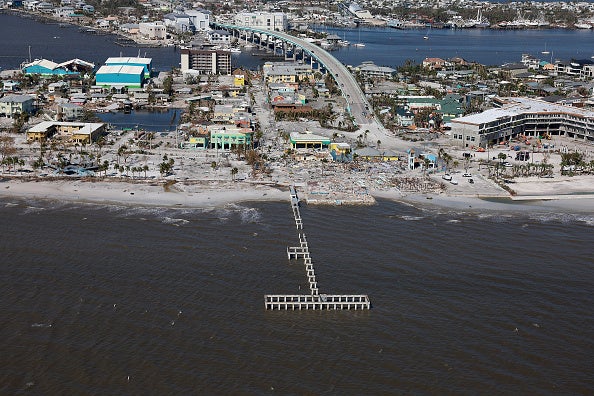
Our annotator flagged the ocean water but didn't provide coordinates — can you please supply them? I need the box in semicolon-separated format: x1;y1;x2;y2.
1;197;593;394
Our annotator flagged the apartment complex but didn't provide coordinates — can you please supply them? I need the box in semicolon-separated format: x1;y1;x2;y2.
180;48;231;75
450;97;594;147
233;11;288;32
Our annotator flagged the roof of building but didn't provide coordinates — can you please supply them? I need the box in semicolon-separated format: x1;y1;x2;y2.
96;65;145;75
265;65;299;76
105;57;152;65
452;97;594;126
290;132;330;143
0;94;35;103
56;58;95;69
356;62;395;74
23;59;59;70
28;121;104;133
60;102;82;108
210;29;230;35
354;147;381;157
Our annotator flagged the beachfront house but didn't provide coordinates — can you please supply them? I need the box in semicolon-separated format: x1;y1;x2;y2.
289;132;330;150
26;121;105;143
209;126;253;150
407;149;435;169
0;94;35;117
354;147;399;162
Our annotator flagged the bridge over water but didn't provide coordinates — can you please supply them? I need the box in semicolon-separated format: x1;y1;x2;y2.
211;22;375;127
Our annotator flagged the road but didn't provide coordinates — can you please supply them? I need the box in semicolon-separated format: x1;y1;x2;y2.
214;23;377;127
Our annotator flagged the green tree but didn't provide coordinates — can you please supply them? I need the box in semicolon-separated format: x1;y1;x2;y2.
163;73;174;96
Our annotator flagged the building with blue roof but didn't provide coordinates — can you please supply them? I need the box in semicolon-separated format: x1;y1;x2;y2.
95;65;145;89
23;58;95;76
105;57;152;78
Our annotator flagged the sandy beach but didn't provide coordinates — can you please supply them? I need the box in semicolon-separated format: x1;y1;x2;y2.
0;178;289;208
2;175;593;213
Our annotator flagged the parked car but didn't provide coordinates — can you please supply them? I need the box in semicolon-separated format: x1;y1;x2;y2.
442;173;452;181
462;173;472;178
502;162;513;168
450;179;458;185
468;178;474;184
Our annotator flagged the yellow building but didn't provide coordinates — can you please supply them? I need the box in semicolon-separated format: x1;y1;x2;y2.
233;73;245;87
26;121;106;144
262;62;314;84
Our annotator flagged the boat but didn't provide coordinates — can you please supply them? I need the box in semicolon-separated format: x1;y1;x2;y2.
353;27;365;47
469;9;490;28
387;19;405;29
541;43;550;55
423;26;430;40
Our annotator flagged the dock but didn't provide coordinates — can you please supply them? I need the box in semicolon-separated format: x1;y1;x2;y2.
265;294;370;310
289;185;303;229
264;186;371;310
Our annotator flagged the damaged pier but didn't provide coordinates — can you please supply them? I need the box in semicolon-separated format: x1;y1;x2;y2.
265;186;371;310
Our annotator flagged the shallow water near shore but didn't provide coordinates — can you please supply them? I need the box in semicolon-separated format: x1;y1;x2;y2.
1;197;592;394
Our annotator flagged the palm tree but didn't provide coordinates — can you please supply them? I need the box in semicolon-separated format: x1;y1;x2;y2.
231;167;238;181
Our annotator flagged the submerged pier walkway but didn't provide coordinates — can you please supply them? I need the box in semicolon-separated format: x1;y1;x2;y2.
265;187;371;310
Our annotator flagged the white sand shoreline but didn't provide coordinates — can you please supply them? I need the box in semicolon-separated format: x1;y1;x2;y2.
1;178;593;213
0;178;290;209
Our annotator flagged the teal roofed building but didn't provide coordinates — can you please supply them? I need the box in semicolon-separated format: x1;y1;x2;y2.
23;58;95;76
440;94;465;122
23;59;65;75
105;57;153;78
95;65;145;89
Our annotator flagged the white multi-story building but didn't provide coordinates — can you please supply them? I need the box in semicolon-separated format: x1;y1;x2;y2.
186;9;211;32
233;11;288;32
180;48;231;75
208;29;231;45
450;97;594;148
139;22;166;40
